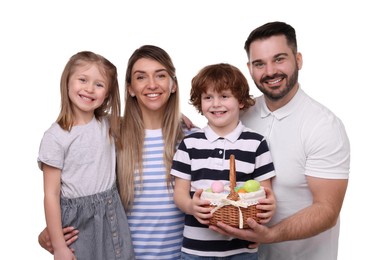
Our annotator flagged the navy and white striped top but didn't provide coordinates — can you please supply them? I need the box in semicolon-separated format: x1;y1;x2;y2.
170;122;275;257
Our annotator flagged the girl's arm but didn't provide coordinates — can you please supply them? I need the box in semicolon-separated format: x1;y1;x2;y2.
173;178;212;225
43;164;75;259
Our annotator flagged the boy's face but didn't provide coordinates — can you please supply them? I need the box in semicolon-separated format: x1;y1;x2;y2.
201;88;244;136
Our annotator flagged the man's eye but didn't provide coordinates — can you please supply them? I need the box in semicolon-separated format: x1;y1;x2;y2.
254;62;264;68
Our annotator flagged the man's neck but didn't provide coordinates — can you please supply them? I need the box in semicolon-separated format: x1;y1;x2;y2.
265;84;299;112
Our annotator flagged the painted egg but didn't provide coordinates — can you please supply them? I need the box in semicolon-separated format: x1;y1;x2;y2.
211;181;225;193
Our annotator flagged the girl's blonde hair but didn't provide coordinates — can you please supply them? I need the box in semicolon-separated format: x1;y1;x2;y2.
57;51;121;147
117;45;183;211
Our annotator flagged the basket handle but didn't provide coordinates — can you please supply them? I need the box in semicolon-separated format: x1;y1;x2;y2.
227;154;239;201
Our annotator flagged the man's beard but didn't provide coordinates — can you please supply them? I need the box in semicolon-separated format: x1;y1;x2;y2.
255;66;299;101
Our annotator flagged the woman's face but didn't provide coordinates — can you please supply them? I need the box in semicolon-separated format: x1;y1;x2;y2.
128;58;176;115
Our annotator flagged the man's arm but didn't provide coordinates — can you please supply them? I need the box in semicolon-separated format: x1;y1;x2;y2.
210;177;348;243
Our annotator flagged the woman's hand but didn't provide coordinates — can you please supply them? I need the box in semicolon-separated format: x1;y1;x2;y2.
181;113;196;129
38;226;79;254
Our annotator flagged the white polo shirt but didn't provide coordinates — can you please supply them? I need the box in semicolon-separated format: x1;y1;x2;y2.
240;87;350;260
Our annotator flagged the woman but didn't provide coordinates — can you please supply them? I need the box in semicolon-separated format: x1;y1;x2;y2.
117;45;191;259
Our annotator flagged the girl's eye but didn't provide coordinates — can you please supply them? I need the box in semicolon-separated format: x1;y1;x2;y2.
79;78;86;83
96;83;104;88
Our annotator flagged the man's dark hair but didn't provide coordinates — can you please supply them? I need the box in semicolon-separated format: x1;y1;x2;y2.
244;21;298;56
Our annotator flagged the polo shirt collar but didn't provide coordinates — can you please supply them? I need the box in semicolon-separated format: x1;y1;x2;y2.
260;85;304;120
204;121;245;143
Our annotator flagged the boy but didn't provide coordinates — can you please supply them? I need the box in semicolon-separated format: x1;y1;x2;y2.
171;63;276;259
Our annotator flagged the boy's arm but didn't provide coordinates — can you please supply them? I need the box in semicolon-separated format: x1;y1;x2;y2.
258;180;275;223
173;177;193;214
173;178;212;225
43;164;74;258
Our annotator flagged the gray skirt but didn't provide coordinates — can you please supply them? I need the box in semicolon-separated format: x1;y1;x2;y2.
61;185;135;260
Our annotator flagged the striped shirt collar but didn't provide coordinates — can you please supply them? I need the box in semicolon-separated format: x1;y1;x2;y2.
203;121;245;143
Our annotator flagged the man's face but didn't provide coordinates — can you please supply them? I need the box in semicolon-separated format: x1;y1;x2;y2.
247;35;302;104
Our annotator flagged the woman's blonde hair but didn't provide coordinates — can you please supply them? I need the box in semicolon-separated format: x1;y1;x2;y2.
56;51;121;146
117;45;183;211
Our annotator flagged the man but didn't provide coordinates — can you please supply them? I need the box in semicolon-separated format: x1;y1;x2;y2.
210;21;350;260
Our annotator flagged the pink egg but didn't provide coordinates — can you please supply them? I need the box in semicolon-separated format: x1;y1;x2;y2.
211;181;224;193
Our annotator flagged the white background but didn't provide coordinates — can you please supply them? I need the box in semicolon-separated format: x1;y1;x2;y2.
1;0;389;259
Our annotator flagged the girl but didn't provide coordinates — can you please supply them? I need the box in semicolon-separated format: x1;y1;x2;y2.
38;51;134;260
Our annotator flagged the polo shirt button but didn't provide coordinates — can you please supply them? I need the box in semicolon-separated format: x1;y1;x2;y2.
219;150;222;154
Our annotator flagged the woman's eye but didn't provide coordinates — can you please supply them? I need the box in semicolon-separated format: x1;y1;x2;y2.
157;73;166;79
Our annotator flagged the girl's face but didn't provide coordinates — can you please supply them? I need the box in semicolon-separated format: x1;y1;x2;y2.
201;88;243;136
68;63;108;124
128;58;176;116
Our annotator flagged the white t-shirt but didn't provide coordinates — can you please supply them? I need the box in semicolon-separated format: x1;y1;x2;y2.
38;116;116;198
240;87;350;260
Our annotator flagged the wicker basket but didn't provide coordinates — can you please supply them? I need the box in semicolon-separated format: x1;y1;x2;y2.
208;154;261;229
